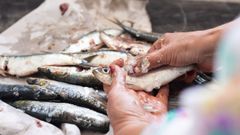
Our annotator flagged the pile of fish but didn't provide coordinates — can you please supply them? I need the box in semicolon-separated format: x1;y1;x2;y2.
0;19;211;134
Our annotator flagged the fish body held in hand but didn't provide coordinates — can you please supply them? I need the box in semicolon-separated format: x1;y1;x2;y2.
93;66;193;92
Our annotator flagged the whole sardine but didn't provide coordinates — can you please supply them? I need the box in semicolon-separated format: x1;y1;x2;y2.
109;18;162;43
0;84;57;100
63;28;123;53
93;66;193;92
72;50;128;66
100;32;151;56
0;53;84;77
38;66;102;88
27;78;107;114
11;100;110;133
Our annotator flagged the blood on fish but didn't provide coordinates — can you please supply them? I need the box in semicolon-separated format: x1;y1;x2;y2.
60;3;69;16
35;120;43;128
76;67;83;72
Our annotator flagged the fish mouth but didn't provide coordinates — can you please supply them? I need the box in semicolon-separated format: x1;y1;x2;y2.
92;68;99;77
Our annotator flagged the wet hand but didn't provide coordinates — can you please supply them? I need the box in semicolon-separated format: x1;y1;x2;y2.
133;30;220;75
104;65;169;135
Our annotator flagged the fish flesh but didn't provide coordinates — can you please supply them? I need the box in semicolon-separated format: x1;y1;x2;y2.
11;100;110;133
63;28;123;53
109;18;162;43
72;50;129;66
93;66;193;92
0;84;57;101
0;100;64;135
38;66;102;88
0;53;84;77
100;32;151;56
26;78;107;114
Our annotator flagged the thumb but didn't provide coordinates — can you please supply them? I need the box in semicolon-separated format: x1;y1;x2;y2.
148;38;164;53
110;65;127;92
156;85;169;107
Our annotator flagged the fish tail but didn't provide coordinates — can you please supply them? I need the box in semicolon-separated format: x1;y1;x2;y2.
0;56;8;76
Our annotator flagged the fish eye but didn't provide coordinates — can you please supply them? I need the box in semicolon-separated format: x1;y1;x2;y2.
102;67;110;73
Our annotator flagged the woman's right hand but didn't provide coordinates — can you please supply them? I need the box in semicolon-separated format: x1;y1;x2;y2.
132;29;221;75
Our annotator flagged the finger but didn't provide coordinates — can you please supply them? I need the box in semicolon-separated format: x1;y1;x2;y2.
103;84;111;94
148;38;163;53
109;65;127;92
148;35;167;53
156;85;169;106
110;58;124;67
134;49;169;74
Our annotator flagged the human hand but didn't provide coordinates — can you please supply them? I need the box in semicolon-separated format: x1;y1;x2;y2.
104;65;169;135
133;29;221;75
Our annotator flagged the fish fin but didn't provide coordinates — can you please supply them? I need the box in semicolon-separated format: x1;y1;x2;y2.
40;50;53;53
83;54;98;62
121;20;135;28
105;17;124;28
0;69;7;76
106;17;135;29
78;61;97;69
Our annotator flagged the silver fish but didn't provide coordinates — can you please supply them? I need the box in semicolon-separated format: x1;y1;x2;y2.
0;84;58;100
93;66;193;92
26;78;107;114
38;66;102;88
100;32;151;56
11;100;110;133
72;50;128;66
0;53;84;77
63;29;123;53
109;18;162;43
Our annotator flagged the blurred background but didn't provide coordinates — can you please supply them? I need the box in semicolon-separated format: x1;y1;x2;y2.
0;0;240;33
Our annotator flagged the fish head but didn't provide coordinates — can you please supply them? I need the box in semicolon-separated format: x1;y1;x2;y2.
92;67;112;85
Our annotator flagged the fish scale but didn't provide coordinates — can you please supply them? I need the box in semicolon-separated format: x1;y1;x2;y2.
27;78;107;114
10;100;110;133
0;84;58;100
